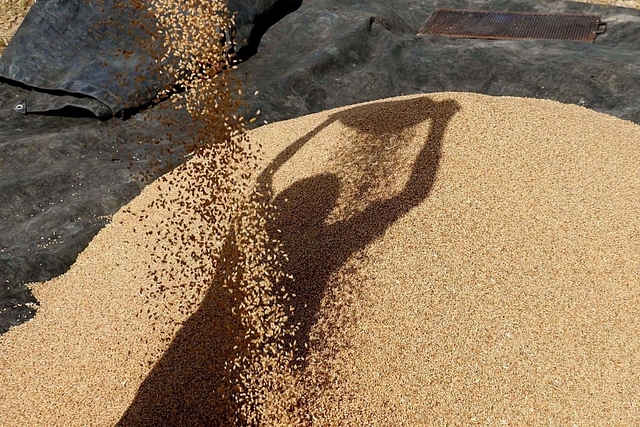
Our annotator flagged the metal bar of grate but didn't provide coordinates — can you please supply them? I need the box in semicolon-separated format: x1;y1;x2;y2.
417;9;606;42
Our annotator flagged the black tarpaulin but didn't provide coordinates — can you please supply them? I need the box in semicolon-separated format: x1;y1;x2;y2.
237;0;640;126
0;0;302;118
0;0;165;118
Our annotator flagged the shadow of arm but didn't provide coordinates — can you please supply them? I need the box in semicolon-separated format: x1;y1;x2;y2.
330;99;459;251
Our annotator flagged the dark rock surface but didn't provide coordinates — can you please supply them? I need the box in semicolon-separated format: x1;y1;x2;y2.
1;0;639;333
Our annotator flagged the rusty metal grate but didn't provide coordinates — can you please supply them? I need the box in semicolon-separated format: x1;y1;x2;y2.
418;9;606;42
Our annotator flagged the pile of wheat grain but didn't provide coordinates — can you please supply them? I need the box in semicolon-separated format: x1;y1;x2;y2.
1;0;639;424
2;92;639;426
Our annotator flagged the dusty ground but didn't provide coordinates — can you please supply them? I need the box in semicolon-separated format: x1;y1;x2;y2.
0;0;33;53
591;0;640;6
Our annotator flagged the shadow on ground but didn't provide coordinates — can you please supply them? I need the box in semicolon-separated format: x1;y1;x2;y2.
117;95;460;425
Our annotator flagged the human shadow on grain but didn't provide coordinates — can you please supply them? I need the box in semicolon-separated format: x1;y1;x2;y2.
117;95;459;425
258;96;460;361
117;233;250;426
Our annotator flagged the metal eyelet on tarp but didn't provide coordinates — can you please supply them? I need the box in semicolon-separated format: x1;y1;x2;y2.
14;99;27;115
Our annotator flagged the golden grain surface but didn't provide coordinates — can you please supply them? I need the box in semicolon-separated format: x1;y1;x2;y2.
1;0;640;426
1;91;639;426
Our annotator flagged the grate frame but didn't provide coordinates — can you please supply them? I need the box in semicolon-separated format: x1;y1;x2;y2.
417;9;606;42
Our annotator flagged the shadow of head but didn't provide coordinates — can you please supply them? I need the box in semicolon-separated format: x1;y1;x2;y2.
272;173;341;234
264;96;461;361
